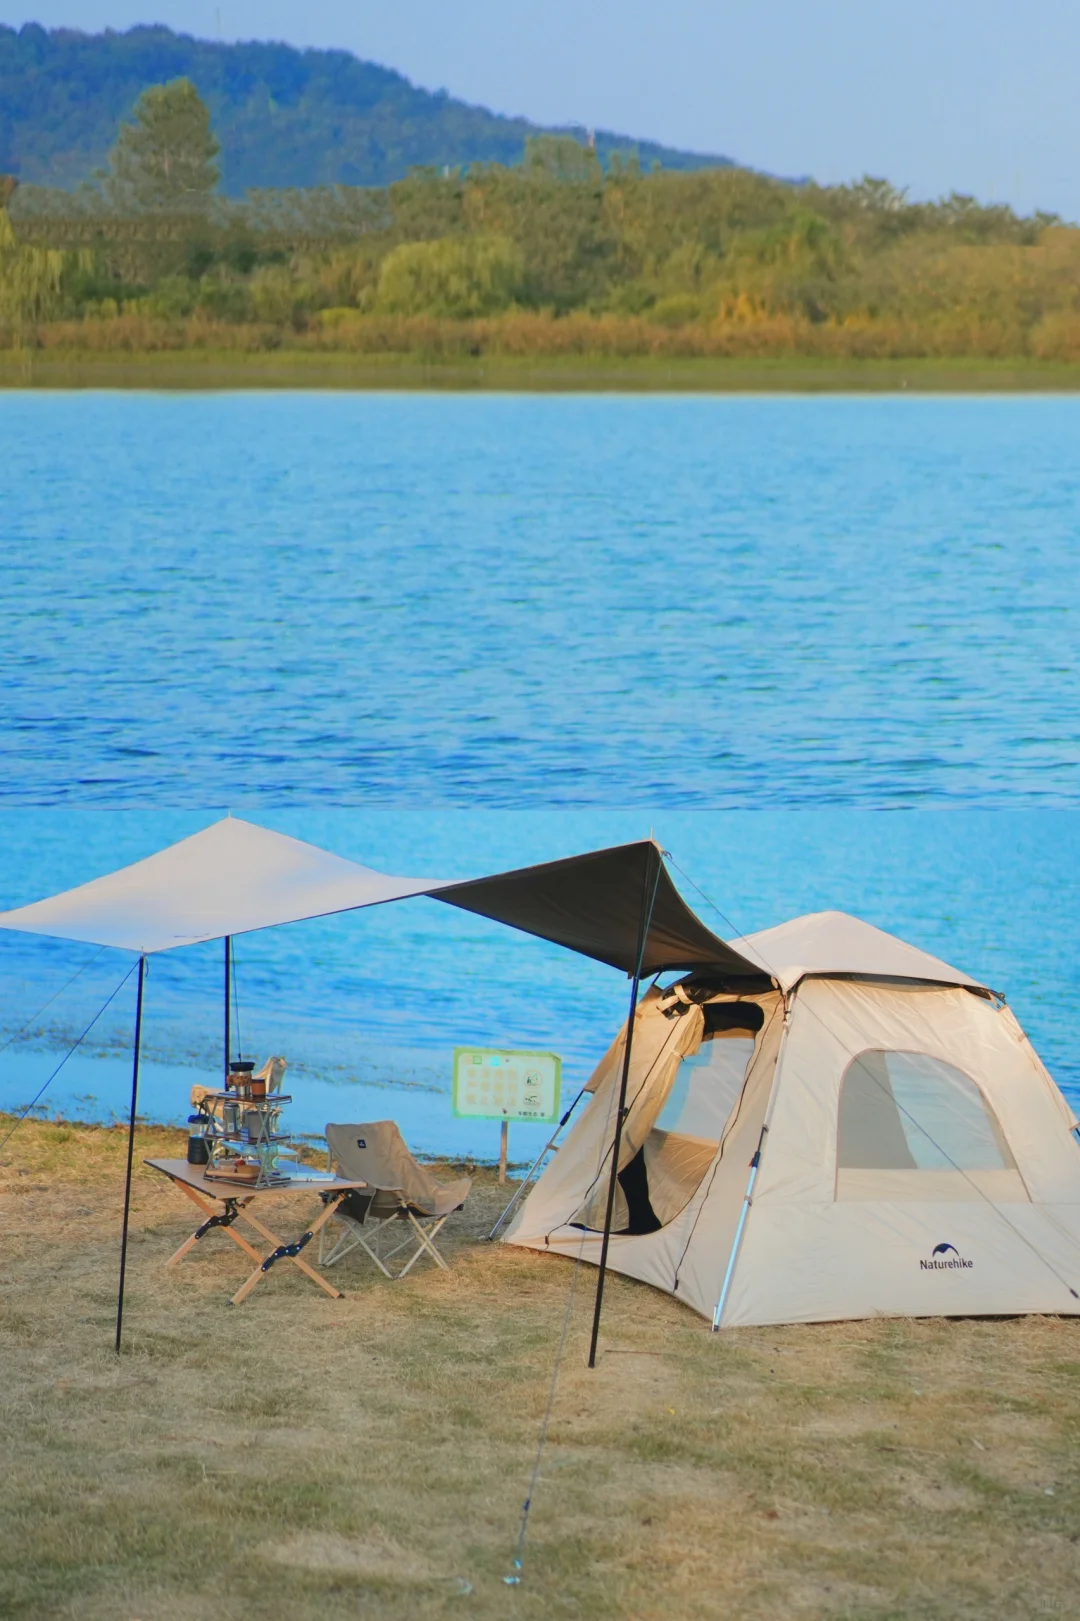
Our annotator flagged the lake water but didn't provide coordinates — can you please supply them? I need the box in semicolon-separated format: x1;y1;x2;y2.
1;393;1077;1156
3;391;1079;808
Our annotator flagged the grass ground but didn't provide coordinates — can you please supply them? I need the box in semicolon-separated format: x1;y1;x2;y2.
2;1114;1079;1620
3;351;1080;392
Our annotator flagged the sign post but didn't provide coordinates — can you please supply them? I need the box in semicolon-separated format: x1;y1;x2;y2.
452;1048;562;1184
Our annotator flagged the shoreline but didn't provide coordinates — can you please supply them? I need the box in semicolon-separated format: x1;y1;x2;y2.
0;1041;553;1165
4;350;1080;391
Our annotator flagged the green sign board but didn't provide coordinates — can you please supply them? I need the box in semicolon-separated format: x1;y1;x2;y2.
452;1048;562;1124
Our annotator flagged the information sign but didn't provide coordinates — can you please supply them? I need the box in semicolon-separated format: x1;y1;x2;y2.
452;1048;562;1124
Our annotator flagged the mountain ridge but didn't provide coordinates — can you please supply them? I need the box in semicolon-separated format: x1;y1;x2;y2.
0;22;735;194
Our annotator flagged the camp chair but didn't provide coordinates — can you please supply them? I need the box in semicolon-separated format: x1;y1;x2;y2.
319;1121;471;1278
254;1056;287;1091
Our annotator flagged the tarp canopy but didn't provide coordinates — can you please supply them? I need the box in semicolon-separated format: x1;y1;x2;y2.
0;816;765;979
437;842;766;978
726;909;983;993
0;818;443;954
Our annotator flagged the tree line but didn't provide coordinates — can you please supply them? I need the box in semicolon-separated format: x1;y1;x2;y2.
3;79;1080;361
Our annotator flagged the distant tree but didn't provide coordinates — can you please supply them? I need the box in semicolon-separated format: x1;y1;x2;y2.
524;135;602;185
105;78;219;210
0;193;73;337
848;176;908;213
376;235;523;317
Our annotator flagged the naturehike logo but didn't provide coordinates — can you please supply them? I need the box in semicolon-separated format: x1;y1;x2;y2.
920;1242;973;1272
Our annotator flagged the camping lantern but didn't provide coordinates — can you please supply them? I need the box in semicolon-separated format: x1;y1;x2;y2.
186;1115;210;1165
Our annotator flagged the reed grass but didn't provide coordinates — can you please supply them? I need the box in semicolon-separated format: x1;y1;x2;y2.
3;348;1080;393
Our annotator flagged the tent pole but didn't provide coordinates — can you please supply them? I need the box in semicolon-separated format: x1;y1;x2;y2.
587;846;662;1370
486;1085;590;1242
711;995;791;1331
224;934;231;1082
711;1125;766;1331
115;954;145;1356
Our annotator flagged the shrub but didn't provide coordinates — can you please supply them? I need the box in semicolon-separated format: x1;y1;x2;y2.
376;235;523;318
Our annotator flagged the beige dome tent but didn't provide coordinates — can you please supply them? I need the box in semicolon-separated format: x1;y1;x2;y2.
503;910;1080;1329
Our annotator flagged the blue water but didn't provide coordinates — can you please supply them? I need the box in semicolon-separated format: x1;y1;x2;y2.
1;393;1078;1155
3;392;1079;807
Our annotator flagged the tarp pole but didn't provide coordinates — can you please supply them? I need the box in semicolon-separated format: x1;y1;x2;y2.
224;934;231;1082
486;1084;590;1242
587;846;662;1370
115;954;145;1355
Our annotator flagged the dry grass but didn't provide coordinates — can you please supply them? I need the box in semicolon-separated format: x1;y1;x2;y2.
2;1115;1079;1621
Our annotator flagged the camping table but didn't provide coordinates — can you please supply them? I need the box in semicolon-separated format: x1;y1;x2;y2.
146;1158;366;1306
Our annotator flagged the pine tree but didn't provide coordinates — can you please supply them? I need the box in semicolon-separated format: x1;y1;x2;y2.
106;78;219;211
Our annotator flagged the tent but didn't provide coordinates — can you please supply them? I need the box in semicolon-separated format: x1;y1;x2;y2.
503;909;1080;1328
0;818;755;1354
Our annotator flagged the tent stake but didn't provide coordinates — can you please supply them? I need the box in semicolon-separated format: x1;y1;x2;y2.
115;954;145;1356
224;934;231;1081
587;847;662;1370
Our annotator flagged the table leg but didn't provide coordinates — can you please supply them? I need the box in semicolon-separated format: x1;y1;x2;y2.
166;1181;262;1267
229;1196;347;1305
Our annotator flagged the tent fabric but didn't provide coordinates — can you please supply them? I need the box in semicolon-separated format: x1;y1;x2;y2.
0;817;450;955
0;816;767;980
570;987;705;1232
726;909;982;993
504;938;1080;1328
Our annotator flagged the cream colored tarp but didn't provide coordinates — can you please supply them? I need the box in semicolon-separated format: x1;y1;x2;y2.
0;817;449;954
504;923;1080;1329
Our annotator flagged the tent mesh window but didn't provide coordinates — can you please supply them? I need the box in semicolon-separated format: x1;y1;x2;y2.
573;999;765;1236
635;1007;764;1229
837;1050;1017;1173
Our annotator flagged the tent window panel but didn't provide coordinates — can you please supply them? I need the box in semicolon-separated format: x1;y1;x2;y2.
655;1035;756;1142
838;1051;1016;1173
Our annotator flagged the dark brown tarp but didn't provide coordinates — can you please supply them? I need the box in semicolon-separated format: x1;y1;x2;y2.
434;840;768;980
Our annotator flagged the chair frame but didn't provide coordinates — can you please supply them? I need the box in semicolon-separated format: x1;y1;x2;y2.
316;1193;450;1277
317;1155;455;1278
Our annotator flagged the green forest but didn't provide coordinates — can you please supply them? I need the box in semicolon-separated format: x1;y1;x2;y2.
0;23;726;192
4;78;1080;367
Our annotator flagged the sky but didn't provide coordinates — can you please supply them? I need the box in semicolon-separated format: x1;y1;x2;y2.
5;0;1079;219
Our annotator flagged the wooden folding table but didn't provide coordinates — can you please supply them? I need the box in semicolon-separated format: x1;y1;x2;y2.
146;1158;366;1306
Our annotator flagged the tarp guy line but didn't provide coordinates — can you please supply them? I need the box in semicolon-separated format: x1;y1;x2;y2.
0;958;141;1156
507;949;637;1586
0;946;106;1061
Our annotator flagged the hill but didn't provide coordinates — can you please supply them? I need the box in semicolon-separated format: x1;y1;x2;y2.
0;22;734;194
